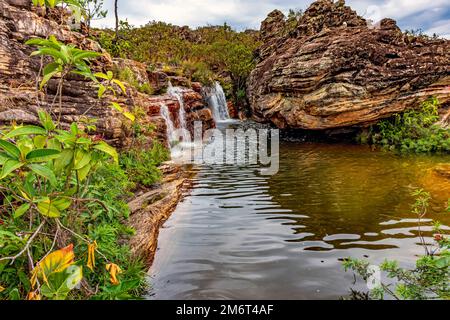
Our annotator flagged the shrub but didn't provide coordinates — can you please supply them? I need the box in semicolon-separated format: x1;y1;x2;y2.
119;142;170;188
368;97;450;153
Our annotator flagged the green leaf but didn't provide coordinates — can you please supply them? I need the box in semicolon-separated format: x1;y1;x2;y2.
8;289;20;300
31;48;66;64
110;102;123;113
28;164;57;186
54;149;74;173
38;110;56;131
123;112;136;122
52;198;72;211
37;201;60;218
73;150;91;170
93;141;118;164
0;140;20;159
112;79;126;94
77;163;91;182
0;160;24;179
43;62;61;76
3;126;47;139
98;84;106;98
0;152;11;165
107;71;114;80
94;72;109;80
73;51;101;62
13;203;31;219
26;149;60;163
40;70;60;90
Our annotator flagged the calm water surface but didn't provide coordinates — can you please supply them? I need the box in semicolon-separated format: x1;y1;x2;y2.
148;122;450;300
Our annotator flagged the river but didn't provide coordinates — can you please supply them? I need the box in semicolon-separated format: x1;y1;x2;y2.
147;120;450;300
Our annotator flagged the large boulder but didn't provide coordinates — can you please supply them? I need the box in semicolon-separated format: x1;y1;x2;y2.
247;0;450;130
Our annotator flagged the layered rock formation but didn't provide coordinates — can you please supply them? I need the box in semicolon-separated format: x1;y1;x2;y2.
0;0;214;148
248;0;450;130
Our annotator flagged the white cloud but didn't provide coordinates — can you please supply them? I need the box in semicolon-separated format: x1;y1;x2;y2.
92;0;450;38
425;19;450;38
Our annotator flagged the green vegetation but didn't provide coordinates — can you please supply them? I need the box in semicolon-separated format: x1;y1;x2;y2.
120;142;169;188
95;22;260;109
79;0;108;35
361;97;450;153
114;66;154;95
0;37;168;300
344;190;450;300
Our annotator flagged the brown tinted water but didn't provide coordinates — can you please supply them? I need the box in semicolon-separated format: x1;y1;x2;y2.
148;124;450;300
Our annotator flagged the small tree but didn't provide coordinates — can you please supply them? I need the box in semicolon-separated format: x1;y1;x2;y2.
79;0;108;35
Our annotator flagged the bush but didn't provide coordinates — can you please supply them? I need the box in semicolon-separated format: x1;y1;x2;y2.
368;97;450;153
114;66;154;95
0;114;148;300
119;142;170;188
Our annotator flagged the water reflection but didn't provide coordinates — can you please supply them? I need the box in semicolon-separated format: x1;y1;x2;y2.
148;133;450;300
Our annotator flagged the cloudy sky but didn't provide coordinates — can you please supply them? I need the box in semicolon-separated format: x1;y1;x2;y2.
91;0;450;38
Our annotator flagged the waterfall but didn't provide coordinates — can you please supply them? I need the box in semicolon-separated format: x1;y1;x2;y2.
167;82;190;142
205;81;230;122
160;104;176;145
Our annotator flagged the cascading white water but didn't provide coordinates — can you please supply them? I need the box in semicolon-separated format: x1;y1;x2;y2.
206;81;230;122
167;82;190;142
160;104;176;144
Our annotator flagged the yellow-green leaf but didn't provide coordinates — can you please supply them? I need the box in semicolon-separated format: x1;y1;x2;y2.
33;135;47;149
123;112;136;122
52;198;72;211
112;79;126;94
109;102;123;113
93;141;118;164
98;84;106;98
77;163;91;182
32;244;75;285
0;160;24;179
13;203;31;219
37;201;61;218
74;150;91;170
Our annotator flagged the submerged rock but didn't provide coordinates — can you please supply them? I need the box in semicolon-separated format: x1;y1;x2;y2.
247;0;450;130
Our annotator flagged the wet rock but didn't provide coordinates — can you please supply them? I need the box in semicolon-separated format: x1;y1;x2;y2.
247;0;450;130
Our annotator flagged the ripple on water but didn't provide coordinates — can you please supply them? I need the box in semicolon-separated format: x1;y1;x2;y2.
148;139;450;300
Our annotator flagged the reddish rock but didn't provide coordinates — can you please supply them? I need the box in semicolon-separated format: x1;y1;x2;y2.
248;0;450;130
0;1;214;149
147;70;169;93
191;82;203;93
168;76;190;87
227;101;238;119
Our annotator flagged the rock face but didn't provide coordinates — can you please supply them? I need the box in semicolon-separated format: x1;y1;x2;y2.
0;1;214;148
248;0;450;130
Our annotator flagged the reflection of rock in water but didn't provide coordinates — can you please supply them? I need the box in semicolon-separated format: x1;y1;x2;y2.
267;143;450;246
421;164;450;203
